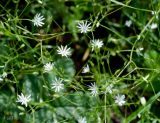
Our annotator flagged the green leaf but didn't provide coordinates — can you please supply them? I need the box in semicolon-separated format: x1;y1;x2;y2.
123;92;160;123
23;74;44;102
54;58;75;81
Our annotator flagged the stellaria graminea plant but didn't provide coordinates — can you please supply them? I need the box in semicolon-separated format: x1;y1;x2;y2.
77;21;91;33
91;39;103;51
57;45;72;57
16;93;31;107
51;77;64;92
88;82;98;96
44;62;54;72
125;20;132;27
115;94;126;106
32;13;45;27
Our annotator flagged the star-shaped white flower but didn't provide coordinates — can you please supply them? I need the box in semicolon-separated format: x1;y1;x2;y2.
115;94;126;106
16;93;31;107
57;45;72;57
125;20;132;27
88;82;98;96
82;64;90;73
77;21;91;33
51;77;64;92
91;39;103;51
78;117;87;123
44;62;54;72
32;13;45;27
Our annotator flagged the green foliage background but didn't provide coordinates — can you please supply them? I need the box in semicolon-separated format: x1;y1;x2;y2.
0;0;160;123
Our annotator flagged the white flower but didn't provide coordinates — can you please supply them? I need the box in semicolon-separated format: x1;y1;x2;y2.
88;82;98;96
82;64;90;73
115;94;126;106
125;20;132;27
78;117;87;123
51;77;64;92
2;72;7;78
77;21;91;33
57;45;72;57
150;23;158;29
106;84;113;94
44;62;54;72
91;39;103;51
140;97;146;106
32;13;45;27
16;93;31;107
